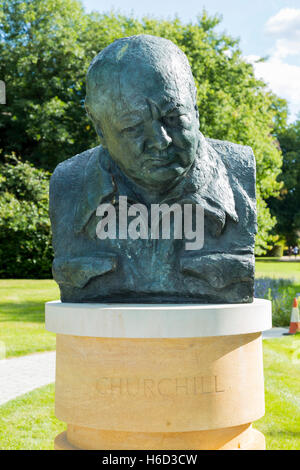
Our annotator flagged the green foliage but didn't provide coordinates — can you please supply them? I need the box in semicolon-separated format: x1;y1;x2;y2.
255;277;295;326
255;194;278;255
270;244;284;258
0;0;95;169
0;0;289;264
269;118;300;246
0;154;52;277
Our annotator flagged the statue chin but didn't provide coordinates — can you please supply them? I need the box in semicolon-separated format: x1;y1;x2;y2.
130;163;194;194
131;172;184;195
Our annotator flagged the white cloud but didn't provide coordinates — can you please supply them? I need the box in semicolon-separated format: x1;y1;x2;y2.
250;57;300;120
245;9;300;122
265;8;300;37
271;38;300;59
265;8;300;59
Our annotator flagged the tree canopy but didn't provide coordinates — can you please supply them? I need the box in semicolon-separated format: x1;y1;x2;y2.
0;0;289;256
0;153;52;277
268;119;300;246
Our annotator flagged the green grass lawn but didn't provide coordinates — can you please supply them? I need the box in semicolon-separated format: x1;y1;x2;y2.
0;384;65;450
254;335;300;450
0;272;299;449
255;257;300;282
0;335;299;450
0;260;300;357
255;259;300;326
0;279;59;357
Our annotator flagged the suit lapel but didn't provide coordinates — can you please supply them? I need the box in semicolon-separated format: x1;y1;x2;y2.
74;147;116;234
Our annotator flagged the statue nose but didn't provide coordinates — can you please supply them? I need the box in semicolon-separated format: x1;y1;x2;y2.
146;121;172;151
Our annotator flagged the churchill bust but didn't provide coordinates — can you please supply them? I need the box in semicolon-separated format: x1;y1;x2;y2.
50;35;257;304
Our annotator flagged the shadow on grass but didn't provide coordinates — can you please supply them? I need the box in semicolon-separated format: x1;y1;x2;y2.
266;431;300;438
256;258;300;263
0;301;47;323
256;258;281;262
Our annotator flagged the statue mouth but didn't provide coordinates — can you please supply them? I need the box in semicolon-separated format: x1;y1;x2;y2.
143;154;176;168
150;157;171;165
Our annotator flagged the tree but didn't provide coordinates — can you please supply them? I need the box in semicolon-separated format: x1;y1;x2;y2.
0;153;52;277
0;0;288;254
0;0;96;169
268;119;300;246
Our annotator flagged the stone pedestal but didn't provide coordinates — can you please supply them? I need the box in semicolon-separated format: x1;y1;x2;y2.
45;299;272;450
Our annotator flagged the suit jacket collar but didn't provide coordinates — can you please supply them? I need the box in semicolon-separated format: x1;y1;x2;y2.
74;134;238;237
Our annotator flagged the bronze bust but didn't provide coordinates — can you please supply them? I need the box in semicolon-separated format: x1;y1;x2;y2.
50;35;256;303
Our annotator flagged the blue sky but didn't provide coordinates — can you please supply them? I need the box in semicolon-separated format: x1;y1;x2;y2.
82;0;300;122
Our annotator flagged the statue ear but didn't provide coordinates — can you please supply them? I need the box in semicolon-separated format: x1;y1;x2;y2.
85;101;108;148
95;125;107;148
85;101;92;120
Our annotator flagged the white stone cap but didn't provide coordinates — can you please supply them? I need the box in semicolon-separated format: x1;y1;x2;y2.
45;298;272;338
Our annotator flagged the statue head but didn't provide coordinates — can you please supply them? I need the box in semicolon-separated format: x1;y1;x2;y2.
85;35;200;193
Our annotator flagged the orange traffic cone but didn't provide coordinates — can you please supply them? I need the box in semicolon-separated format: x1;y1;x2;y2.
288;297;300;334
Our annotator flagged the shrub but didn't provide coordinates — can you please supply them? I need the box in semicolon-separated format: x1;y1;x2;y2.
0;154;52;277
270;244;284;258
254;277;295;326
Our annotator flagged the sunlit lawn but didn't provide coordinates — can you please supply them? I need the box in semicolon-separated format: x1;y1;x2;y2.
254;334;300;450
255;257;300;282
0;279;59;357
0;270;299;449
0;259;300;357
255;259;300;325
0;384;64;450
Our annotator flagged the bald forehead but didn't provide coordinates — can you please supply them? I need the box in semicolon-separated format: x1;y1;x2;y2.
85;35;197;122
87;35;193;80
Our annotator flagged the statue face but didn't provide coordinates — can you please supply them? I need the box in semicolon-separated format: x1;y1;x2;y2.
99;65;200;192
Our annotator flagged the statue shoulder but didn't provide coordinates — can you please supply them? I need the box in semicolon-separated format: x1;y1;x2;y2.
206;137;255;171
50;145;116;236
206;137;256;197
49;146;104;221
50;146;100;191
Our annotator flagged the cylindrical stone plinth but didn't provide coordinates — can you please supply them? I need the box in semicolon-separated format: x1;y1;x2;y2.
45;299;272;450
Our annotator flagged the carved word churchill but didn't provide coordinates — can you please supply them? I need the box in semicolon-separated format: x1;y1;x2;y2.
96;375;225;398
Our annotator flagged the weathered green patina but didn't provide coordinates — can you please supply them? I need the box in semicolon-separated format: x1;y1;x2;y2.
50;35;256;303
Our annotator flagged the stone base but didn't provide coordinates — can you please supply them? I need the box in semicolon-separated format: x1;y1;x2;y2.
54;425;265;450
46;300;272;451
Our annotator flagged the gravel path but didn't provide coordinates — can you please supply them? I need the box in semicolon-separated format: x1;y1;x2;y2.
262;327;289;339
0;351;55;406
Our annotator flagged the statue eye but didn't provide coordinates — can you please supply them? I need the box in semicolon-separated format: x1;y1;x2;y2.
122;123;143;136
122;125;138;134
162;115;182;127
